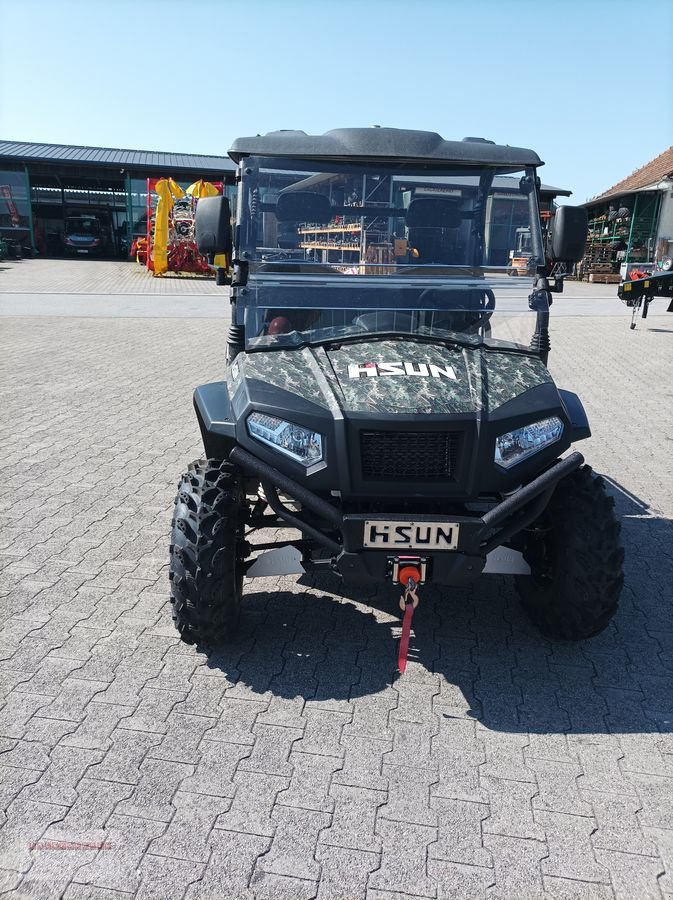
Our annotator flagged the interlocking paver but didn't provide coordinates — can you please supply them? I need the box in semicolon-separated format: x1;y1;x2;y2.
295;708;351;757
115;687;185;734
584;789;656;856
114;757;193;821
250;871;319;900
537;810;609;884
628;771;673;828
72;813;166;894
13;654;85;695
63;886;136;899
276;750;343;812
146;712;215;764
12;832;101;900
205;696;269;744
180;739;250;797
594;849;666;900
333;734;391;792
481;774;545;840
0;797;68;873
482;833;547;898
38;678;110;721
174;673;229;718
315;845;380;899
0;871;22;894
214;770;289;837
21;715;79;746
237;723;303;777
618;732;673;777
0;691;52;738
147;790;230;862
479;729;537;783
0;738;51;771
0;764;42;813
542;875;614;898
58;776;134;832
529;757;594;817
320;782;385;854
429;797;491;868
256;695;307;729
254;804;330;881
60;702;133;750
575;743;637;795
184;829;270;900
2;276;673;899
368;819;437;897
135;855;204;900
428;860;495;899
85;728;163;785
21;745;104;806
379;764;438;827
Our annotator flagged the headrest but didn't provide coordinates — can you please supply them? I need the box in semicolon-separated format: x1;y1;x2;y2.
276;191;332;225
407;197;462;229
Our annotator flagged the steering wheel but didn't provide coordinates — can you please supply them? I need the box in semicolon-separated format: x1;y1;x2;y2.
352;311;415;332
417;287;495;333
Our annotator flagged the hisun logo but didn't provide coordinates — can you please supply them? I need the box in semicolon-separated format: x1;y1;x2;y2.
348;361;457;380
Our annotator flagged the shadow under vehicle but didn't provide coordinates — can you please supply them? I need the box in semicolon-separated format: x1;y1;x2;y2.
198;480;670;745
168;127;624;666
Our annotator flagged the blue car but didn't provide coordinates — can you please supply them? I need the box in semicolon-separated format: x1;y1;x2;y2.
64;216;107;255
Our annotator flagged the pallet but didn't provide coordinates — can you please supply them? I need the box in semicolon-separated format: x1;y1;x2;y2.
589;273;621;284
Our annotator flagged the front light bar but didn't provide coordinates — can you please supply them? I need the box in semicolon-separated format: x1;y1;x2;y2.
247;412;323;467
494;416;564;469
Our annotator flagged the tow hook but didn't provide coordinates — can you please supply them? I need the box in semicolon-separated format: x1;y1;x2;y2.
397;564;422;674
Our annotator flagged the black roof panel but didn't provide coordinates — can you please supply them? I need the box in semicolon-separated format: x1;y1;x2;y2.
229;127;543;168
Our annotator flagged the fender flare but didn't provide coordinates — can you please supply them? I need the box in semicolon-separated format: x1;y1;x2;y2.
193;382;237;458
559;389;591;442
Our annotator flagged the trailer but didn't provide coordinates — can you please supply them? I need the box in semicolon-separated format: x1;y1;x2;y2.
618;270;673;329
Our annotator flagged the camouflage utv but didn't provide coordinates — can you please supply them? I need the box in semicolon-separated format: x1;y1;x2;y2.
169;127;623;663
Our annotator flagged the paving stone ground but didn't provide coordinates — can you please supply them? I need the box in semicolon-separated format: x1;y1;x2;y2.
1;261;672;899
0;258;223;295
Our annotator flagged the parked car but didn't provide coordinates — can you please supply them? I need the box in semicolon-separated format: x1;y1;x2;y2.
63;216;107;255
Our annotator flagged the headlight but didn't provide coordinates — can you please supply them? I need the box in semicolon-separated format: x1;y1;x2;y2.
494;416;564;469
247;412;323;467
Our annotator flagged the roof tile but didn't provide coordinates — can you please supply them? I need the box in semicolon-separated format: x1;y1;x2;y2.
588;147;673;203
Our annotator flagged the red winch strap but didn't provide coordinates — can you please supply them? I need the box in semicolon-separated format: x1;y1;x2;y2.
397;599;416;673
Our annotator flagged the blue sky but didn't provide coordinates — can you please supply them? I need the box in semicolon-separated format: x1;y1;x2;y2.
1;0;671;203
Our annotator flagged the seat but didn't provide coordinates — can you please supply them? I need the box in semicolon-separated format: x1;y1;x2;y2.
275;191;332;225
406;197;464;265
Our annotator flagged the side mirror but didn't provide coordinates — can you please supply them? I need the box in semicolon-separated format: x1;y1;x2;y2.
195;196;232;257
551;206;588;262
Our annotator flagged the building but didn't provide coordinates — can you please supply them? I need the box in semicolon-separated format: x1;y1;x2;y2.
581;147;673;280
0;140;236;257
0;138;574;263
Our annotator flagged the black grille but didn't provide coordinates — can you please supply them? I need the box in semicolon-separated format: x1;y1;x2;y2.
360;431;460;481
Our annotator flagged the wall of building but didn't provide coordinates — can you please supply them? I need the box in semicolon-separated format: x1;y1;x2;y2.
656;189;673;248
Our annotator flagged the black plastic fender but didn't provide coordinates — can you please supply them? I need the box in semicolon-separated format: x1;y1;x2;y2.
559;389;591;442
193;382;237;459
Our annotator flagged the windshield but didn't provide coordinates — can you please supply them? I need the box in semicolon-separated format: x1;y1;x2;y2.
66;218;100;236
237;157;545;352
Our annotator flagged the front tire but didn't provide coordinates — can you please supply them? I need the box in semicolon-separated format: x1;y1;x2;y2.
169;459;246;645
516;465;623;639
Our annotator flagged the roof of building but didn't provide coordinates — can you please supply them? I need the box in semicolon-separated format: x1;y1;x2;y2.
0;140;236;173
229;127;544;168
586;147;673;204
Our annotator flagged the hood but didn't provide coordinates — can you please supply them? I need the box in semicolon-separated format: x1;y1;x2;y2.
237;339;552;416
66;233;100;243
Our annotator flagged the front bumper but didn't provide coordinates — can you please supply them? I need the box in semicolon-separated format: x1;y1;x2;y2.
230;445;584;586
